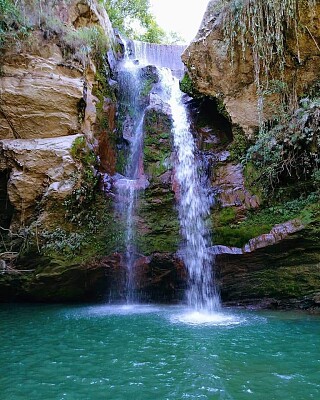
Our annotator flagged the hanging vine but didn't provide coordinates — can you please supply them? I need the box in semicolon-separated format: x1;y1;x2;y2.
222;0;317;123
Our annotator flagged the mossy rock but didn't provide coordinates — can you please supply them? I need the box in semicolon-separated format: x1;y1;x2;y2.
179;72;203;98
138;185;180;254
139;65;159;97
143;106;173;181
211;192;320;248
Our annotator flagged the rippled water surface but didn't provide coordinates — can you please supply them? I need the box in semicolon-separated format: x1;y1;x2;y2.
1;304;319;399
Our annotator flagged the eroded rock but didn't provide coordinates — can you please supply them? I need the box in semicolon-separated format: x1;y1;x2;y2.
182;0;320;134
212;163;260;209
0;135;81;222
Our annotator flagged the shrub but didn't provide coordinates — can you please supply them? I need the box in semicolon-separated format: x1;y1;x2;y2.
62;26;110;67
0;0;30;49
246;95;320;193
65;137;99;224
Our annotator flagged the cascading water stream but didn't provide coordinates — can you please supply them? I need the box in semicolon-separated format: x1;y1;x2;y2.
160;69;221;312
115;48;148;303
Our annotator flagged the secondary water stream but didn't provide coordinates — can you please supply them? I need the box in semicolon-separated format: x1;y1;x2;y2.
115;46;148;302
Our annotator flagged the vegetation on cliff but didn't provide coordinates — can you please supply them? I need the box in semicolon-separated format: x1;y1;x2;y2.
222;0;318;110
191;0;320;196
246;93;319;195
181;0;319;293
0;0;113;68
222;0;319;180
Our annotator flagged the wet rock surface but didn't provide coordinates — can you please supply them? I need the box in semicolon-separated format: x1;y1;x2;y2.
217;225;320;311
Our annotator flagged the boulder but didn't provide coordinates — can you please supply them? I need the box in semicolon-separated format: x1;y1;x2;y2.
212;163;260;209
215;219;320;309
0;135;81;222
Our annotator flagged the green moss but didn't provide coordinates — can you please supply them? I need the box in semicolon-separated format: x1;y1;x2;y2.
143;107;173;180
70;136;96;165
228;124;251;162
42;194;121;265
94;69;116;102
92;68;117;143
243;162;264;201
215;207;237;225
212;192;320;247
180;73;202;98
242;266;320;299
140;77;154;97
214;224;272;248
138;186;180;254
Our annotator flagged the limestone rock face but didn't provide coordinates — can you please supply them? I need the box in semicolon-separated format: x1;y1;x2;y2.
0;0;117;140
182;0;320;134
0;0;118;228
0;39;83;139
0;135;81;222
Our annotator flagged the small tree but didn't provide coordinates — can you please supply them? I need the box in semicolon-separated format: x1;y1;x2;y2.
103;0;181;44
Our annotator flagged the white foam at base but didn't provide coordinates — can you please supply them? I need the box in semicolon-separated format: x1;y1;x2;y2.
171;310;243;326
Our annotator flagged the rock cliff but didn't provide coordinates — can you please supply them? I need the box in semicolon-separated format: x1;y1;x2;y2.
0;0;119;297
182;0;320;134
181;0;320;310
0;0;117;224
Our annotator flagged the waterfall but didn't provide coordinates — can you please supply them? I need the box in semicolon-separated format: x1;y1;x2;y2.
160;69;221;312
115;40;220;310
131;40;186;76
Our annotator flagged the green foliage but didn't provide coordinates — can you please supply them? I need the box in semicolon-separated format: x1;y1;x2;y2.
62;26;110;67
65;137;99;224
0;0;30;49
106;0;154;41
139;19;166;43
224;0;297;84
105;0;150;30
179;73;202;98
0;1;110;67
41;195;122;260
223;0;317;121
70;136;96;166
228;125;251;162
105;0;180;43
246;96;320;193
213;192;320;247
41;228;85;258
